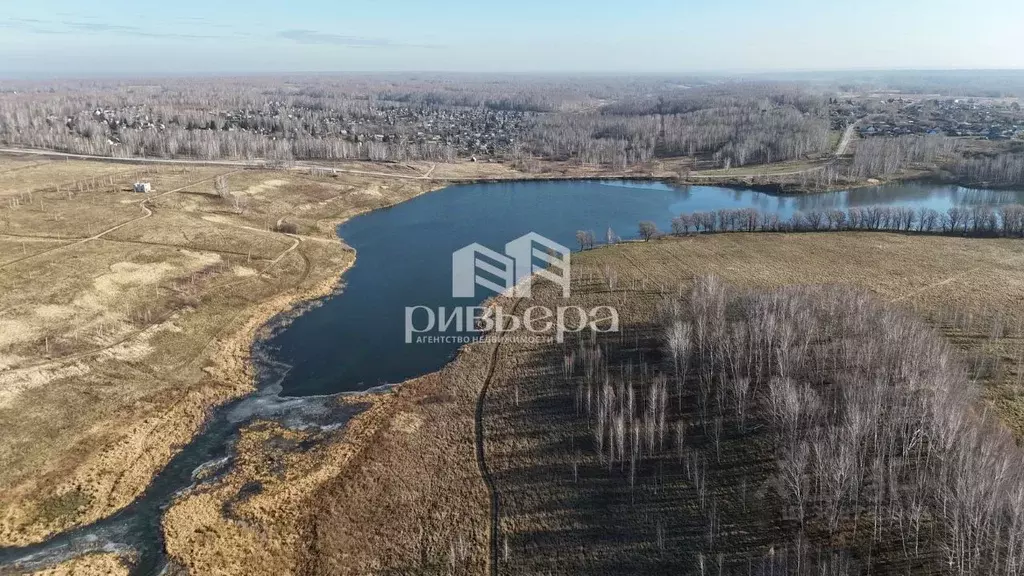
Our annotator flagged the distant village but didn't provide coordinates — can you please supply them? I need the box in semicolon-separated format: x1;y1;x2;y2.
75;103;530;158
33;82;1024;166
830;96;1024;140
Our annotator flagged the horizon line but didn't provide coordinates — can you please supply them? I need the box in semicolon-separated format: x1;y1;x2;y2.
3;66;1024;82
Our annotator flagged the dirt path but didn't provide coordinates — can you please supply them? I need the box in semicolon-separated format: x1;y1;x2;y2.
686;121;859;179
891;267;983;304
0;160;52;175
0;171;236;271
0;148;438;181
307;162;437;180
475;297;525;576
835;121;858;157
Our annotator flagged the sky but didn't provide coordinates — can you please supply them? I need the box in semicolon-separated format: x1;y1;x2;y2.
1;0;1022;77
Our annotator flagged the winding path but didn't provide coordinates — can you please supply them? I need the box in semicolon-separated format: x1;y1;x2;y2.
0;171;236;271
475;297;525;576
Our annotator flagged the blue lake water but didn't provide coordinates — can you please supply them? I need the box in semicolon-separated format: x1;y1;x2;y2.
266;180;1024;395
4;178;1023;575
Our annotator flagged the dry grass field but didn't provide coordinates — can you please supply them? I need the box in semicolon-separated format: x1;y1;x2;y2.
0;153;439;548
0;159;131;199
162;331;497;575
161;232;1023;575
479;234;1024;574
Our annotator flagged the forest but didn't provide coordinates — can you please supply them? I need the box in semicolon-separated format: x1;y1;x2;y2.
2;74;1023;185
656;204;1024;237
561;276;1024;573
0;77;832;167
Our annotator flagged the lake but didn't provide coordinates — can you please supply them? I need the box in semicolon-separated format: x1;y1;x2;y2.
266;180;1024;396
4;178;1022;575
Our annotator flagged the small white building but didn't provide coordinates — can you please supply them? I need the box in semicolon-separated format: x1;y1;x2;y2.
133;182;152;194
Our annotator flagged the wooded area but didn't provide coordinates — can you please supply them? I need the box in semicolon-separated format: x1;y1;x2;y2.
562;277;1024;573
656;204;1024;237
0;78;833;167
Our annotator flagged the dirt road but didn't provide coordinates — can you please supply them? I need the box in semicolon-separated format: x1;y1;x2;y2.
0;147;437;180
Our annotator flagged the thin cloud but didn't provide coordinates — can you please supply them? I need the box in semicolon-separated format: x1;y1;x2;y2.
61;21;143;33
278;29;392;47
0;18;59;34
1;17;221;39
278;29;441;48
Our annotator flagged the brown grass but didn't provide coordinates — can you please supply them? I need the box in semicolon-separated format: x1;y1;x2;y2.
478;234;1024;573
0;158;131;199
0;155;439;547
161;232;1024;574
164;333;496;575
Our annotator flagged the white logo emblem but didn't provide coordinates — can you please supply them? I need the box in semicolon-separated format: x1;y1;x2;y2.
452;232;571;298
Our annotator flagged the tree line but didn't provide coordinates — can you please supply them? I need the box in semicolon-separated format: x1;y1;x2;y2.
527;88;831;169
0;77;833;167
562;276;1024;572
573;205;1024;247
848;135;960;179
576;204;1024;250
672;204;1024;236
953;152;1024;187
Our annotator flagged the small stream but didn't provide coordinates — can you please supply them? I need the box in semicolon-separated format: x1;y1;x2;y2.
1;180;1022;574
0;347;367;575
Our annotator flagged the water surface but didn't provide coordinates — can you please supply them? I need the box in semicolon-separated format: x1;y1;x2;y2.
268;180;1024;395
2;179;1021;575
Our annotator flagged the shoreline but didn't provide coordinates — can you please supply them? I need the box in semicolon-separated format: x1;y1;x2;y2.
116;194;1024;571
0;175;443;556
104;168;1024;538
2;147;1022;195
3;167;1021;566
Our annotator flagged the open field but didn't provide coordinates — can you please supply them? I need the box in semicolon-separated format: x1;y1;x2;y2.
0;155;441;548
479;234;1024;574
0;159;137;199
159;232;1024;574
161;325;501;574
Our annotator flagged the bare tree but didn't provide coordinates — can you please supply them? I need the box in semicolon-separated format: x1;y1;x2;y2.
638;221;658;241
576;230;596;251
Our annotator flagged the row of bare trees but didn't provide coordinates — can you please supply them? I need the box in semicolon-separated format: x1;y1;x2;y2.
652;279;1024;574
842;133;1024;187
0;118;461;163
528;91;831;169
848;135;960;178
953;153;1024;187
554;274;1024;573
0;78;833;166
661;204;1024;237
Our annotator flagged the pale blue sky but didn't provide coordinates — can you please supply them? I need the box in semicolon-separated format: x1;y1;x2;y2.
1;0;1022;76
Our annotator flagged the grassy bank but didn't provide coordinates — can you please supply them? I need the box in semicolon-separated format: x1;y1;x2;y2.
0;156;440;547
158;232;1023;574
